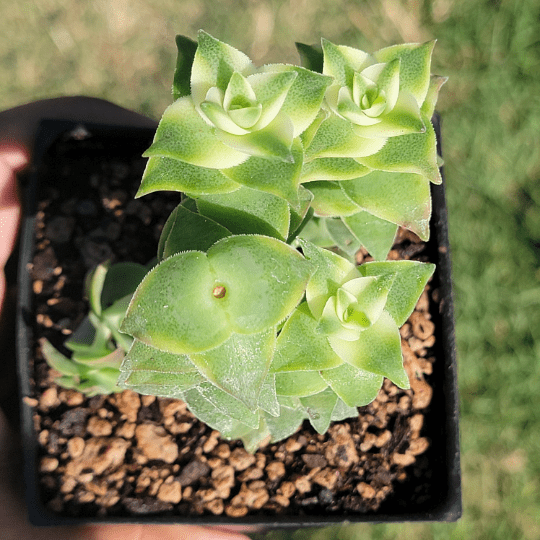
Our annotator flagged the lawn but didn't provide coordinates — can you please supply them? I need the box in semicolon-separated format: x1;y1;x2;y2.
2;1;540;538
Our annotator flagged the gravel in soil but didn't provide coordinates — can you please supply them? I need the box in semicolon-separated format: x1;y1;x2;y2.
27;133;439;519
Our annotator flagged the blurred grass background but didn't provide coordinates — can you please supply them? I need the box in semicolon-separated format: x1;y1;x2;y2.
2;1;540;538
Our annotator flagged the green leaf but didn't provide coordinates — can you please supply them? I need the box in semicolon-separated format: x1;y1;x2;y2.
272;302;343;373
327;310;409;388
40;338;87;377
305;112;387;160
340;170;432;240
120;339;199;373
191;30;253;107
138;155;241;197
259;374;280;417
342;211;398;261
264;397;307;443
297;216;335;248
189;328;276;411
143;97;249;169
159;204;232;258
287;186;314;241
215;110;294;162
100;262;148;310
331;397;360;422
300;387;338;434
173;34;198;100
353;90;425;138
247;70;298;130
207;235;314;334
325;218;362;260
322;39;371;88
299;239;359;320
275;370;328;397
358;260;435;326
374;41;435;107
194;185;290;241
221;138;303;207
421;75;448;118
295;42;324;73
121;250;232;354
261;64;333;137
301;157;371;182
356;113;442;185
306;181;360;217
196;382;261;429
321;362;383;407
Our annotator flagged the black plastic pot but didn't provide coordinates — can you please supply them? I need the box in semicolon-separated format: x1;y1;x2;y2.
15;116;461;527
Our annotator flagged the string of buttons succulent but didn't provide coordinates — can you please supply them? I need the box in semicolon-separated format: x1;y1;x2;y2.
42;31;445;452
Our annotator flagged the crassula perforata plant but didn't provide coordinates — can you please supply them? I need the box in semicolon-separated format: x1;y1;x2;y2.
46;31;445;452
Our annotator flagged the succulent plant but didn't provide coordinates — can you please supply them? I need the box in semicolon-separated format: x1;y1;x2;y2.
112;31;444;451
41;261;147;396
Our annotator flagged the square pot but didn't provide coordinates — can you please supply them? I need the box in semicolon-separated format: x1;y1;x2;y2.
15;116;461;527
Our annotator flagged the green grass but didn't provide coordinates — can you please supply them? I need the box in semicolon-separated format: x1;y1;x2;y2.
3;1;540;538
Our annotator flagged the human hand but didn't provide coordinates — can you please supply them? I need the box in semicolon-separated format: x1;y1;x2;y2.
0;98;256;540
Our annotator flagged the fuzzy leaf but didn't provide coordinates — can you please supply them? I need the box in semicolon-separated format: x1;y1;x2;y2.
295;42;324;73
121;251;232;354
194;185;290;241
322;39;371;88
143;97;249;169
374;41;435;107
173;34;198;100
207;235;313;334
191;30;253;107
260;64;333;136
301;157;371;182
307;181;360;217
138;155;240;197
275;370;328;397
356;113;442;184
342;211;398;261
358;260;435;326
422;75;448;118
305;113;387;160
221;138;303;207
320;362;383;407
189;328;276;411
331;397;360;421
300;388;338;434
340;170;432;240
325;218;362;260
327;310;409;388
158;204;232;259
272;302;342;373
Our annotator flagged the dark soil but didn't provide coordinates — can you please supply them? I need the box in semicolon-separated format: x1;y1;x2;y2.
24;127;442;521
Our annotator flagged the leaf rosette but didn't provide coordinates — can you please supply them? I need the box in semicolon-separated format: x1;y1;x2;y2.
140;31;332;206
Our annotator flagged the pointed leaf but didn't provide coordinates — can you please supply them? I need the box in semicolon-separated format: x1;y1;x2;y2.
264;398;307;443
343;211;398;261
421;75;448;118
100;263;148;310
40;338;86;377
305;113;387;160
272;302;343;373
340;169;432;240
328;310;409;388
194;185;290;241
374;41;435;107
359;260;435;326
307;181;360;217
331;397;360;422
260;64;332;136
143;97;249;169
299;239;359;319
297;216;335;248
191;30;253;107
221;138;303;207
300;387;338;434
321;362;383;407
215;110;294;162
356;113;441;184
295;42;324;73
138;155;241;198
325;218;362;260
160;204;232;258
173;34;198;100
275;370;328;397
189;328;276;411
322;39;371;87
301;157;371;182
